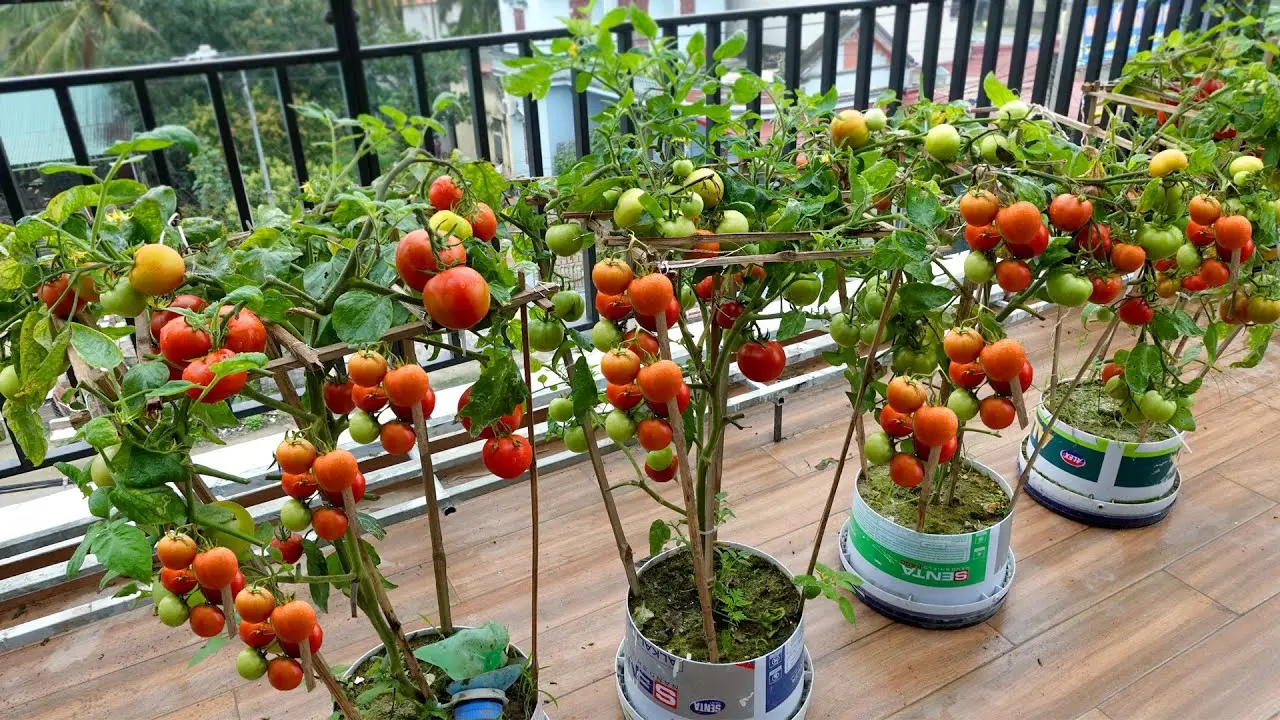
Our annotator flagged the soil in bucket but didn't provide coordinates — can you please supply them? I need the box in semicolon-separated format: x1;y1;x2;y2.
339;629;538;720
860;463;1010;534
630;545;802;663
1043;380;1176;443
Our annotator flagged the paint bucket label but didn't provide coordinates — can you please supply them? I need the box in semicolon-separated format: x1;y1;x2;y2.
1030;409;1181;501
849;499;990;587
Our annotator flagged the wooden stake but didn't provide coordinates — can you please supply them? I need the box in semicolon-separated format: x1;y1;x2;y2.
804;270;902;579
220;585;236;641
654;311;720;663
313;651;363;720
409;401;453;634
517;277;542;694
299;636;318;692
1009;379;1029;429
915;445;943;533
1192;324;1244;382
1050;305;1064;389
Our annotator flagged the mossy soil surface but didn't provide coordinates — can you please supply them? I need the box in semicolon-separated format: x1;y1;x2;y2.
630;546;802;663
339;632;537;720
860;462;1011;534
1046;380;1175;443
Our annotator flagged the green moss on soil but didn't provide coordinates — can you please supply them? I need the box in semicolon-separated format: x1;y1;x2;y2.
861;463;1010;534
630;545;802;663
339;631;537;720
1045;381;1175;443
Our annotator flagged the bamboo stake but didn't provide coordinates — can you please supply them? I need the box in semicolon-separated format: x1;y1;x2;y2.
1050;305;1064;388
573;350;642;596
1011;312;1123;505
517;278;542;694
299;636;318;692
804;270;902;578
1009;379;1030;429
704;274;724;579
915;445;943;532
654;311;720;663
220;585;236;641
409;400;453;634
313;651;363;720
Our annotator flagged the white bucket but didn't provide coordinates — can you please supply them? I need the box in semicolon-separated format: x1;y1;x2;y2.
620;542;808;719
839;458;1016;629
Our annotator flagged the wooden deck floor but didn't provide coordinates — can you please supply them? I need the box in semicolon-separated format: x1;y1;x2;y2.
4;311;1280;720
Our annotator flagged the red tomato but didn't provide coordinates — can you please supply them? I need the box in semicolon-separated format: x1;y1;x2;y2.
1180;273;1207;292
312;507;349;541
38;274;97;318
964;224;1002;252
279;623;324;658
458;385;524;438
424;267;490;330
470;202;498;242
645;461;677;483
646;381;691;418
161;567;198;595
149;295;208;341
736;340;786;383
321;471;366;506
271;533;305;565
159;317;212;365
280;471;317;501
482;435;534;479
637;418;673;451
979;396;1016;429
189;605;226;638
1073;224;1111;259
889;453;924;488
219;307;267;353
199;570;245;606
239;620;276;648
267;658;304;691
606;382;644;410
1089;275;1125;305
948;361;987;389
352;384;389;413
380;421;417;454
913;435;959;463
428;175;464;210
183;349;247;403
635;297;681;332
1118;297;1154;325
390;389;437;422
995;260;1032;293
987;360;1033;395
715;300;745;329
396;231;466;292
1008;223;1049;259
1048;194;1093;231
323;380;357;414
383;365;430;407
879;405;914;438
595;292;633;322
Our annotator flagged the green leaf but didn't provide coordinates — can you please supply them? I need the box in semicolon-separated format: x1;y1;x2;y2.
570;355;599;420
982;71;1017;107
686;30;705;60
1005;174;1047;207
109;485;188;526
714;30;746;60
69;323;124;371
87;487;112;518
898;283;954;314
776;309;807;342
357;512;386;541
860;159;898;194
55;460;91;494
188;635;228;668
210;352;267;378
904;186;945;228
38;162;98;179
4;399;46;465
76;416;119;451
648;519;671;556
67;523;102;578
332;290;394;345
145;380;196;399
303;539;330;613
46;180;147;223
231;244;301;283
121;361;171;409
108;126;200;156
1231;324;1272;369
1125;343;1158;397
1169;406;1196;432
459;351;527;434
117;443;188;489
869;230;930;271
732;75;761;104
92;521;153;582
630;6;659;39
458;161;510;211
599;6;629;30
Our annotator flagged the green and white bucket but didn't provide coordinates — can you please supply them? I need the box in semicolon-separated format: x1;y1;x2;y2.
1019;403;1183;528
839;459;1016;630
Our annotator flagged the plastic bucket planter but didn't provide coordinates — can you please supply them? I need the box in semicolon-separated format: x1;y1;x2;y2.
338;627;549;720
1019;403;1183;528
617;542;811;720
839;459;1016;630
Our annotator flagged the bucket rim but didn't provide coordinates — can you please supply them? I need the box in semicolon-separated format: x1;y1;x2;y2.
1033;402;1183;451
853;456;1014;540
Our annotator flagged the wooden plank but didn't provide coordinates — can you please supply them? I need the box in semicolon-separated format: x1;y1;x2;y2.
890;572;1234;720
1178;399;1280;478
153;692;240;720
1101;592;1280;720
1009;494;1088;560
1167;511;1280;614
1210;439;1280;503
987;471;1273;645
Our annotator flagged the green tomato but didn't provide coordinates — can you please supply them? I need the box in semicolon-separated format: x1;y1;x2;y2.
527;317;565;352
680;192;704;219
152;576;175;605
1095;307;1115;324
90;447;118;487
859;323;880;345
912;349;937;375
717;209;750;235
1045;271;1093;307
348;410;380;444
99;277;148;317
157;595;190;628
784;273;822;306
1138;390;1177;423
864;107;888;131
1272;198;1280;226
1176;242;1202;272
891;348;917;375
1123;401;1148;424
280;498;312;533
679;284;697;311
591;319;623;352
659;216;696;238
963;251;995;284
1105;375;1130;400
858;280;900;320
1234;170;1254;187
546;223;586;256
614;188;648;228
925;124;962;161
1137;224;1183;260
863;431;894;465
1228;155;1264;176
547;398;574;424
686;168;723;208
947;388;979;423
602;188;621;208
672;159;694;178
563;425;589;453
551;290;585;321
0;365;18;399
647;447;674;471
830;313;861;348
605;409;636;444
237;648;269;681
88;488;111;518
996;100;1030;126
1175;395;1193;409
428;209;472;239
978;134;1011;164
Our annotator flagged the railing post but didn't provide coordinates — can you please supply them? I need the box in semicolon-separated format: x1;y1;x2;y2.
329;0;379;185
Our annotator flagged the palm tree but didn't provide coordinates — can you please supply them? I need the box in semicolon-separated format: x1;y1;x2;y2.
435;0;501;36
0;0;153;76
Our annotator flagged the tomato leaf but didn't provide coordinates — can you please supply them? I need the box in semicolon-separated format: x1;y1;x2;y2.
188;635;228;668
860;159;898;194
110;485;187;527
569;355;599;420
904;185;946;228
458;161;509;212
210;352;267;378
75;416;119;451
1125;343;1159;397
145;380;196;399
302;538;330;612
898;283;954;314
357;512;387;541
38;162;98;179
108;125;200;156
458;351;526;435
88;487;112;518
66;522;104;578
837;595;858;624
116;443;188;489
982;71;1018;107
1169;406;1196;432
121;361;171;409
3;399;46;465
92;520;153;583
630;6;660;40
54;460;91;495
332;290;395;345
776;309;807;342
869;230;929;272
1231;324;1272;369
713;29;746;60
648;519;671;556
70;322;124;370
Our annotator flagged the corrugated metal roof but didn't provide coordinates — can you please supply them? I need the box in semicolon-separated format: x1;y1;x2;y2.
0;85;127;167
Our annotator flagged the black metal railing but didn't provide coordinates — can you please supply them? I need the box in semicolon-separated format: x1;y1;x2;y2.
0;0;1242;480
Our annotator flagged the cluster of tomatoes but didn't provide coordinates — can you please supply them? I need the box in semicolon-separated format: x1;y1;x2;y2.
151;294;268;402
865;334;1029;487
574;263;691;481
457;382;535;481
36;242;188;321
273;432;364;543
153;533;323;691
394;175;497;331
